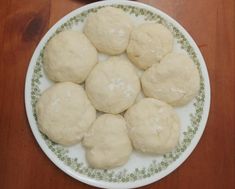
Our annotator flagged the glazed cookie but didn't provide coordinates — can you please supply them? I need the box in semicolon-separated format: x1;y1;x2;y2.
124;98;180;154
84;7;133;55
85;56;140;114
43;30;97;83
82;114;132;169
141;53;200;106
36;82;96;146
127;23;173;70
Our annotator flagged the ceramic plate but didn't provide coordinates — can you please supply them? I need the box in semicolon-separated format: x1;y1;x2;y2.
25;1;211;188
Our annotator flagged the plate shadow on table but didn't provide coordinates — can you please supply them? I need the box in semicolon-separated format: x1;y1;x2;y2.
70;0;99;3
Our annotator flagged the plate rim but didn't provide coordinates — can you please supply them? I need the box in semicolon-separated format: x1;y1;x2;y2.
24;0;211;188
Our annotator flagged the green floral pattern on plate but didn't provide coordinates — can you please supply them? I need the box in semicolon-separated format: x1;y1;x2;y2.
30;5;205;182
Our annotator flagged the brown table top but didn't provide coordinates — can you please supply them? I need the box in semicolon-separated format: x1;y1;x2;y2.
0;0;234;189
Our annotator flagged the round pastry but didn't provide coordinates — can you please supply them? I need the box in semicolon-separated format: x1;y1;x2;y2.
127;23;173;70
43;30;97;83
124;98;180;154
36;82;96;146
141;53;200;106
84;7;133;55
82;114;132;169
85;56;140;114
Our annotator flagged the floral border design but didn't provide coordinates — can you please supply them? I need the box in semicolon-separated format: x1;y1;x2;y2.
30;5;205;182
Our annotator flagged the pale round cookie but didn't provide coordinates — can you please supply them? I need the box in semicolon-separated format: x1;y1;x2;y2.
127;23;173;70
85;56;140;114
82;114;132;169
43;30;97;83
124;98;180;154
141;53;200;106
36;82;96;146
84;7;133;55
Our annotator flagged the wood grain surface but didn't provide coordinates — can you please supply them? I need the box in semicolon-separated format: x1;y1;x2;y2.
0;0;234;188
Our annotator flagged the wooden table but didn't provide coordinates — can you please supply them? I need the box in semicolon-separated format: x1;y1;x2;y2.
0;0;234;188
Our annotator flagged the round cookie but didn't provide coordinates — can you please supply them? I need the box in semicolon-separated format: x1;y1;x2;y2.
127;23;173;70
36;82;96;146
43;30;97;83
141;53;200;106
85;56;140;114
84;7;133;55
124;98;180;154
82;114;132;169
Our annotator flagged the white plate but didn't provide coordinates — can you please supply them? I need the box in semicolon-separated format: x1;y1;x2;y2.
25;1;211;188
